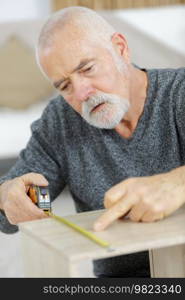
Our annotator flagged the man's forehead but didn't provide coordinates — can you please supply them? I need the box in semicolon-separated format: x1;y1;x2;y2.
49;37;96;64
52;41;101;69
40;34;108;83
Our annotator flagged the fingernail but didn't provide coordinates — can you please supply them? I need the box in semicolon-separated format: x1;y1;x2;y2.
94;222;103;231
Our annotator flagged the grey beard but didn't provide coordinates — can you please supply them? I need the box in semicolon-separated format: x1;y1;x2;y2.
82;92;129;129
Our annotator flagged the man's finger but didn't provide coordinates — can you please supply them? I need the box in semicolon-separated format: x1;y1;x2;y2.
14;191;47;218
5;193;47;225
128;201;148;222
20;173;48;186
104;183;127;208
93;196;137;231
23;194;48;216
141;210;164;222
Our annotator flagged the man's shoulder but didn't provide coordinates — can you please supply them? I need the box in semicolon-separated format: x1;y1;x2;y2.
146;67;185;98
158;67;185;80
148;67;185;85
160;67;185;94
155;68;185;112
46;94;73;114
40;95;92;136
44;95;81;123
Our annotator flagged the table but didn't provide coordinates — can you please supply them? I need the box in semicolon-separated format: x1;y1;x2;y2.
19;206;185;277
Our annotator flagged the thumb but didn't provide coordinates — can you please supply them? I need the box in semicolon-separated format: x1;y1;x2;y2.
20;172;48;187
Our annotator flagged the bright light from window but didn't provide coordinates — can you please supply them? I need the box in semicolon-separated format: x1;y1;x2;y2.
0;0;52;21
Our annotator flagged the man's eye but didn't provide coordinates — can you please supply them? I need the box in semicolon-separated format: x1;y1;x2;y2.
83;65;94;73
61;83;69;91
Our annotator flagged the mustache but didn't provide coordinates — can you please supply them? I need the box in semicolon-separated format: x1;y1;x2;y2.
82;92;120;115
81;91;130;129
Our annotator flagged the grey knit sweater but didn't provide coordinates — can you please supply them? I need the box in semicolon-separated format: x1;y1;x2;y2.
0;67;185;277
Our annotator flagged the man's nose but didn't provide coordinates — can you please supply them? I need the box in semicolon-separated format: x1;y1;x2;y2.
73;80;95;102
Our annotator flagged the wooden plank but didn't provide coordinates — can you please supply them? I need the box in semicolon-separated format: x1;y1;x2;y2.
21;231;72;277
21;231;95;277
19;205;185;277
19;205;185;262
150;245;185;277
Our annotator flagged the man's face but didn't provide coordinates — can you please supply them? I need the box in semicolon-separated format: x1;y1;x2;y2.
40;32;130;129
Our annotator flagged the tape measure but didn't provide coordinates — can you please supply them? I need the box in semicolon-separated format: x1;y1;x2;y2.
28;185;112;250
28;185;51;212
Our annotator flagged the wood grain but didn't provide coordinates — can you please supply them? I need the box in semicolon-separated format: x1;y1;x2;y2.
19;205;185;277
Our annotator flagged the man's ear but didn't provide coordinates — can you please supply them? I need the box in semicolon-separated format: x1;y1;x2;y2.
111;32;130;63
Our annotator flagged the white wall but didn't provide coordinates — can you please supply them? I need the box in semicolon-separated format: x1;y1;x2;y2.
0;0;52;21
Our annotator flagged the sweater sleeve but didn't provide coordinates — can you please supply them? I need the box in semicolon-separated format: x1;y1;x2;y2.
0;96;68;234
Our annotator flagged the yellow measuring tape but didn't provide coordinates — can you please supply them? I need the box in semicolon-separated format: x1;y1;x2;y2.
28;185;112;250
46;211;111;249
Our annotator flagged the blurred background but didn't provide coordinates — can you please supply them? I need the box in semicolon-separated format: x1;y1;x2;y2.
0;0;185;277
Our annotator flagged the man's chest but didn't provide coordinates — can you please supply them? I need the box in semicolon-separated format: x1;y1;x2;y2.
65;130;183;209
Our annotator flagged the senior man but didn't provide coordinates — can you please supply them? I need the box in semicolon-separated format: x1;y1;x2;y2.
0;7;185;278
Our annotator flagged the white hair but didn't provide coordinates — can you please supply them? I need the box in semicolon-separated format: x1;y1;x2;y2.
82;91;130;129
36;6;126;77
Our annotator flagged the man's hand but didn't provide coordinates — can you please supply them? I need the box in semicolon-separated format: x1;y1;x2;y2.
0;173;49;225
93;167;185;231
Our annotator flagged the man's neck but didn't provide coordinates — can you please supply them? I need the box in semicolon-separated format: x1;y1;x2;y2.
115;66;148;139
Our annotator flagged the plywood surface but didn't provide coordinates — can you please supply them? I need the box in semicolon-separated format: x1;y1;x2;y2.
19;205;185;263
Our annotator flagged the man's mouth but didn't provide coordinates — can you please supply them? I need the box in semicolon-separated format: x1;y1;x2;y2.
91;102;106;113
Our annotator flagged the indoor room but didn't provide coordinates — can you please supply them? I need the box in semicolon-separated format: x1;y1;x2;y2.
0;0;185;282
